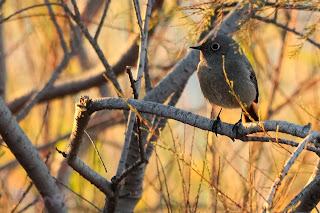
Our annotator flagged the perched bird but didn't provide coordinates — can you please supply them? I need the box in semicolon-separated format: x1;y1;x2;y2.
190;34;259;134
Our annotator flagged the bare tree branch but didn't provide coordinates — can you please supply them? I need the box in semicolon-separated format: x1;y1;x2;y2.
15;1;70;122
7;35;139;114
146;83;186;159
60;0;124;96
0;3;6;100
45;0;68;53
0;3;62;24
264;134;312;212
7;7;163;114
87;97;320;147
113;1;267;211
243;136;320;154
265;2;320;11
284;160;320;212
132;0;144;32
64;96;114;197
16;55;70;122
0;97;66;212
94;0;111;41
116;0;153;178
252;15;320;49
4;0;320;212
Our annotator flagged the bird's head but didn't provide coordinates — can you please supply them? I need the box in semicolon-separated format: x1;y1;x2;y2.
190;34;240;62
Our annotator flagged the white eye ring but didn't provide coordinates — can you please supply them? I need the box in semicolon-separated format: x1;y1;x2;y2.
211;43;220;51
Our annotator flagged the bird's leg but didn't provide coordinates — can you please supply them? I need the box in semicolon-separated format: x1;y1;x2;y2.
232;110;244;137
212;108;222;136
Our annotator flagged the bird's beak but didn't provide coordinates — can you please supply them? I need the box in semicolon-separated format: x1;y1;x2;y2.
190;45;202;50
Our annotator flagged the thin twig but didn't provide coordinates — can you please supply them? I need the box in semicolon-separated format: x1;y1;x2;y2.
11;183;33;213
12;153;53;212
116;111;136;177
243;136;320;155
136;115;146;162
132;0;144;33
126;66;146;161
33;103;50;144
114;159;144;183
94;0;111;41
60;0;124;96
16;55;70;122
84;130;108;173
265;2;320;11
193;131;210;212
263;133;312;212
144;56;152;92
15;1;70;122
252;15;320;49
54;178;103;212
126;66;138;99
266;15;290;118
154;149;172;212
146;85;186;160
45;0;68;53
17;197;40;213
131;0;153;95
56;147;67;158
0;3;62;24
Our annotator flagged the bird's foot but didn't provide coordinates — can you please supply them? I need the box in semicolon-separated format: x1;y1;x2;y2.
212;117;221;137
212;108;222;136
232;116;244;139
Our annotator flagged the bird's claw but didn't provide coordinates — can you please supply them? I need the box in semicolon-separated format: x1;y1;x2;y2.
211;108;222;137
232;119;243;139
212;117;221;137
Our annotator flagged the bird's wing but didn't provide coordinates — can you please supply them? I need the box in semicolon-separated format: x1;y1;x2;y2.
249;66;259;103
226;58;259;103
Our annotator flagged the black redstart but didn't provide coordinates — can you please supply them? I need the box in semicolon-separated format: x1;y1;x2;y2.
190;34;259;134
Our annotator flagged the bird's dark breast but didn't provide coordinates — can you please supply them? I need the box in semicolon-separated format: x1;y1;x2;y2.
197;65;256;108
198;65;236;108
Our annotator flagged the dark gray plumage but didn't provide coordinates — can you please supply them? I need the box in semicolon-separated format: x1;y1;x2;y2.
191;34;259;123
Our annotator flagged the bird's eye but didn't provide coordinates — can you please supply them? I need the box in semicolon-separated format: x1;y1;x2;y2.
211;43;220;51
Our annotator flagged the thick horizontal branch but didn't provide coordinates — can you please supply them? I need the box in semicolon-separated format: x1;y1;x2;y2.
88;97;320;146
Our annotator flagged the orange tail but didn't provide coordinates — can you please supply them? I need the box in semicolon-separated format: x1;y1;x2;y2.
244;103;259;122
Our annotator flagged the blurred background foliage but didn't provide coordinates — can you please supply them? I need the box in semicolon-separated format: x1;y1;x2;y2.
0;0;320;212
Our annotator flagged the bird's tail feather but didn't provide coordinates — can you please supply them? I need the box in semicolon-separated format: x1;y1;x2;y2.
244;103;259;122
